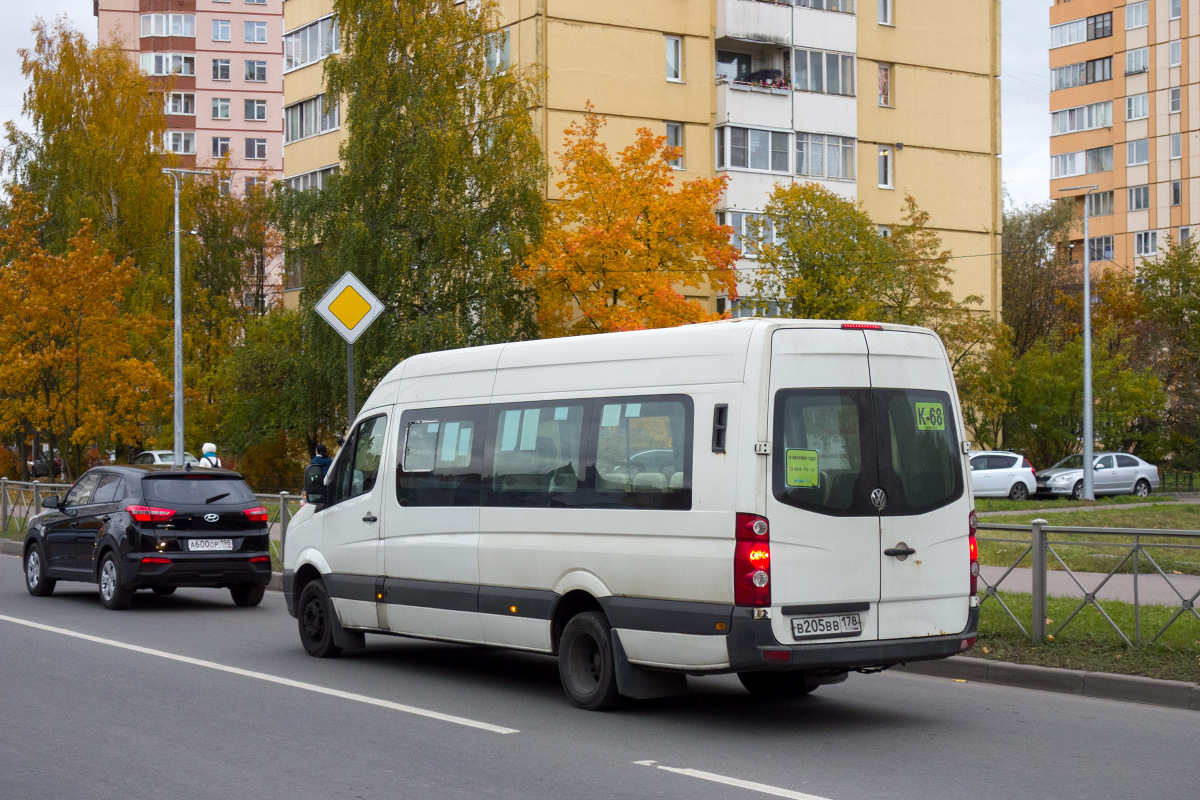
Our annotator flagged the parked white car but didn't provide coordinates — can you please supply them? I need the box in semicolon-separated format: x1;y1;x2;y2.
132;450;199;466
1035;453;1160;499
969;451;1036;500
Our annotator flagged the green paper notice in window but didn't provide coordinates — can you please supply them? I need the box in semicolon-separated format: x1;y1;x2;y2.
785;449;819;488
915;402;946;431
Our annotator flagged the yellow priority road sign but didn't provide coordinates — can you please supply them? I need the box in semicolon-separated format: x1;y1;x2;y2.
315;272;385;344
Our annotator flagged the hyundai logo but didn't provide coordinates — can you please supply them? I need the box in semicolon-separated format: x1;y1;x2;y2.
870;488;887;511
204;513;220;523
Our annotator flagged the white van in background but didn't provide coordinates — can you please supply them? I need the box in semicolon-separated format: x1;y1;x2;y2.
282;319;979;710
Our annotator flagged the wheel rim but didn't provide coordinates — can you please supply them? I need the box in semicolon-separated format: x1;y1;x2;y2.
1137;482;1149;497
100;560;116;602
26;550;40;589
565;632;602;694
301;596;326;641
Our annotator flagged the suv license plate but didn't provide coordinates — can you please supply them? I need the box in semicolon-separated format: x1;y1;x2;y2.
792;613;863;640
188;538;233;552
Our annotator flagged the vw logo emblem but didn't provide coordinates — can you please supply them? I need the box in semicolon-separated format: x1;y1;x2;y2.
204;513;220;523
870;488;888;511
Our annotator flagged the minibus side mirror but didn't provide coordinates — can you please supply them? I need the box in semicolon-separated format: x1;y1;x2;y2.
303;465;327;507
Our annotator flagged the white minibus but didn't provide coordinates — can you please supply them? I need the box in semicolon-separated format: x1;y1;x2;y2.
282;319;979;709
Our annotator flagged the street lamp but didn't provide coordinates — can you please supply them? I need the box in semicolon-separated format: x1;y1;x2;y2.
1058;183;1101;501
162;167;212;467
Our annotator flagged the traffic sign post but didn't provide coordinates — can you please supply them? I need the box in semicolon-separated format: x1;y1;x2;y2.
314;272;385;428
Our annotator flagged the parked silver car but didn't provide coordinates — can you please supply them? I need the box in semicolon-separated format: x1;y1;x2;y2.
969;450;1036;500
1035;452;1160;499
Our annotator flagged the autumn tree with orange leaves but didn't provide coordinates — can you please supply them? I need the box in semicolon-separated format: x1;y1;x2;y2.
521;110;739;336
0;191;169;478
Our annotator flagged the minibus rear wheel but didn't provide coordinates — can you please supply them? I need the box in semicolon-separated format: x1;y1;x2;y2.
737;671;817;699
559;611;621;710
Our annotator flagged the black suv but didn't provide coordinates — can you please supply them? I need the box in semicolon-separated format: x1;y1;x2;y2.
22;465;272;609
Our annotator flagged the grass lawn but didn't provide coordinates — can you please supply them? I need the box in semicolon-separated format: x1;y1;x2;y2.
975;494;1178;514
976;591;1200;683
977;504;1200;575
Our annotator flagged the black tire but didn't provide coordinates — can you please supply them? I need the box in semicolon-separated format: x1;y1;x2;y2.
558;611;621;710
230;584;266;607
737;672;818;699
1134;479;1151;498
1008;482;1029;501
151;586;176;596
98;553;133;610
23;543;56;597
297;581;341;658
1071;480;1085;501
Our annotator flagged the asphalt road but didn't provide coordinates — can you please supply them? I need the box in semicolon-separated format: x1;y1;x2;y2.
0;553;1194;800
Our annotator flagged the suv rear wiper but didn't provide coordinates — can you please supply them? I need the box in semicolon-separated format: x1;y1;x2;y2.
205;492;230;503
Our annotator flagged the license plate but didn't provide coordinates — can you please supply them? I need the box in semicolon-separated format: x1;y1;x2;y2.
188;538;233;552
791;613;862;640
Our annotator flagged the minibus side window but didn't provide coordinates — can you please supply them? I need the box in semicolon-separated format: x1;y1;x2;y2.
592;396;692;510
328;414;387;505
486;402;586;507
396;407;485;506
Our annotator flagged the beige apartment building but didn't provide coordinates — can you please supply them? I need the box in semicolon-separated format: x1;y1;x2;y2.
1049;0;1196;271
281;0;1001;320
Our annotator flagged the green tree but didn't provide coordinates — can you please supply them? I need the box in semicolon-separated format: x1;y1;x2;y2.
280;0;547;408
748;183;894;320
1000;198;1076;358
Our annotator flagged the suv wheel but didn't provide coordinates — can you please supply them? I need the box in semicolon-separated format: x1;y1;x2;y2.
98;553;133;610
24;543;56;597
230;584;266;607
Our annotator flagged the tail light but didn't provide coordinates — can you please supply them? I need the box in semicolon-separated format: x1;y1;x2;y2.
841;322;882;330
734;513;771;607
243;506;270;523
126;505;176;524
141;556;172;564
968;510;979;596
250;556;270;564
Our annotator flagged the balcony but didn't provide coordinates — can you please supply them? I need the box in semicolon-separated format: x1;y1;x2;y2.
717;0;793;45
718;76;793;130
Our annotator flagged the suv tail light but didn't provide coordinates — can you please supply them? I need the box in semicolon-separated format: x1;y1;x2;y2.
734;513;771;607
126;505;176;524
968;510;979;596
243;506;269;523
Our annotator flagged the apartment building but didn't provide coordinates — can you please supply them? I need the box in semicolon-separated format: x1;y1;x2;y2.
280;0;1002;320
96;0;285;194
1049;0;1195;270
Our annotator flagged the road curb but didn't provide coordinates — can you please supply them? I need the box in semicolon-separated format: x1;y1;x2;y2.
898;655;1199;711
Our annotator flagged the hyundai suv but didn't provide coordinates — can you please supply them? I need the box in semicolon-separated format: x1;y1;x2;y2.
22;465;272;609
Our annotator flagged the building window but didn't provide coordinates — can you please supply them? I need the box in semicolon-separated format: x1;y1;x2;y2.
213;59;230;80
666;35;682;81
796;0;855;11
1129;185;1150;211
878;146;893;188
1171;0;1182;20
1173;180;1183;206
1125;94;1148;121
878;64;892;106
1126;1;1148;29
878;0;893;25
245;21;267;43
1181;226;1191;243
486;28;510;72
794;48;855;96
796;132;856;180
218;178;231;195
212;98;230;119
717;211;775;257
245;60;267;82
284;15;340;72
140;53;195;76
141;14;195;37
1086;191;1114;216
718;126;790;173
1051;146;1113;178
1052;100;1112;134
246;177;261;193
665;122;683;168
1127;138;1150;166
284;165;338;192
878;225;891;237
1052;57;1113;90
246;0;266;4
717;50;752;82
212;137;230;157
164;92;195;115
1171;133;1182;159
1170;40;1182;67
164;131;195;155
245;138;268;160
284;94;340;143
1135;230;1158;257
1171;87;1182;113
1051;13;1111;48
212;19;231;41
1088;236;1114;261
244;99;267;121
1126;48;1149;75
1087;13;1113;41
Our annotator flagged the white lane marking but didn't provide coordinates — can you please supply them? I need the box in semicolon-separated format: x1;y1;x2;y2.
0;613;518;735
635;760;835;800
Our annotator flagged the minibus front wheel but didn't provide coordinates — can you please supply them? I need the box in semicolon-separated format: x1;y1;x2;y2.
559;611;621;711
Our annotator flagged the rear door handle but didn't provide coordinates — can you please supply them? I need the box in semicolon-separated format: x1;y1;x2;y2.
362;514;378;523
884;546;916;557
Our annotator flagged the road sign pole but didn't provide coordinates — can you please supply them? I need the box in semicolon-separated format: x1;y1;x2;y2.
347;341;355;428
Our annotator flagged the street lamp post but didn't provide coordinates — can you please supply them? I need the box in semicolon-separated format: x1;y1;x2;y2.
1058;184;1101;501
162;167;211;467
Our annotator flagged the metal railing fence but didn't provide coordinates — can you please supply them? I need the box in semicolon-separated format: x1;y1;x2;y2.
1161;472;1196;492
977;519;1200;646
